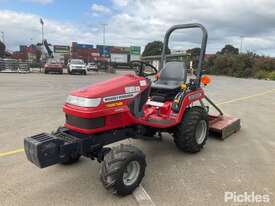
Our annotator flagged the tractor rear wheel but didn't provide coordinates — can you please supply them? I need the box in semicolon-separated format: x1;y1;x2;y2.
174;106;208;153
100;144;146;196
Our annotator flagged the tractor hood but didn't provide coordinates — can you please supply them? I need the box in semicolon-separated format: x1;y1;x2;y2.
69;74;147;99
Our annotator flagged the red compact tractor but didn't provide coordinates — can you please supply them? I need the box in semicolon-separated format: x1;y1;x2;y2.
24;23;240;196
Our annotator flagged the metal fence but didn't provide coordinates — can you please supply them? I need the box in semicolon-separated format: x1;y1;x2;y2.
0;58;4;71
0;58;31;72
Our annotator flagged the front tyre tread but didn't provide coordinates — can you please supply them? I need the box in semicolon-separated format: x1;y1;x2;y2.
61;153;81;165
100;144;146;196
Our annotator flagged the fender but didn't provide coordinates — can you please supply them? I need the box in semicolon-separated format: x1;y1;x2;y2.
176;88;205;123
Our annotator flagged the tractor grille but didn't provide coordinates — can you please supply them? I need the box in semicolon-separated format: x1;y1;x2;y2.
66;114;104;129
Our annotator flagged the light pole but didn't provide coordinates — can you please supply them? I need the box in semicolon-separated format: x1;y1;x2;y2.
101;23;108;70
40;18;44;44
240;36;245;53
101;23;107;56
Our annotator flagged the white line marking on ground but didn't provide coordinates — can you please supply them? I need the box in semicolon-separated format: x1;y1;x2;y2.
0;148;24;157
217;88;275;106
133;185;156;206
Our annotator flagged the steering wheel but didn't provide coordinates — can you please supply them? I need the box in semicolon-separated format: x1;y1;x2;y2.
129;60;158;77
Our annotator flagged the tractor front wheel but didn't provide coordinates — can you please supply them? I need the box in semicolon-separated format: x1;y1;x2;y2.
100;144;146;196
61;153;81;165
174;106;208;153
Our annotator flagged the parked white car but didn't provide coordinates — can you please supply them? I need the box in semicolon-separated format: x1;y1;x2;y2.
87;62;98;71
68;59;87;75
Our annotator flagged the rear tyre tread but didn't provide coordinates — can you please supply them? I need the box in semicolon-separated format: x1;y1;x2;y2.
174;106;208;153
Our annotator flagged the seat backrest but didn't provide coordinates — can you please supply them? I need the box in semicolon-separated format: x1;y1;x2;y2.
159;61;187;83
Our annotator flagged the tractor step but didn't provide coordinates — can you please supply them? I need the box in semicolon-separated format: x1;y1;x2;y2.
54;129;80;143
208;115;241;140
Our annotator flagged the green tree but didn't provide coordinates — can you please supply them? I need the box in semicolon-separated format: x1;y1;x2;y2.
186;47;201;57
186;47;201;68
220;44;239;55
205;44;275;80
142;41;170;57
0;40;5;58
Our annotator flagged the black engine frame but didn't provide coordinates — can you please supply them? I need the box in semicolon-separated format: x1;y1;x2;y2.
24;126;136;168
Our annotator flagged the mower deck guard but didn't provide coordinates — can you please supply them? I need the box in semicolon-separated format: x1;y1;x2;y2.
208;115;241;139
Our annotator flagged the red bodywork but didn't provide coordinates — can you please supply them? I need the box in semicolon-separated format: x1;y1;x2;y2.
63;74;205;134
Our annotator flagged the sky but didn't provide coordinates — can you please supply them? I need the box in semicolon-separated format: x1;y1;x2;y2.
1;0;275;56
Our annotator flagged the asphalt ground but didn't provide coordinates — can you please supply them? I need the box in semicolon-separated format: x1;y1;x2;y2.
0;71;275;206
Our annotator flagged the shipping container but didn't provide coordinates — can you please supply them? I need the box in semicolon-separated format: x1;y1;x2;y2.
110;46;130;53
130;54;140;61
96;45;111;57
72;42;93;49
110;53;128;63
53;45;70;54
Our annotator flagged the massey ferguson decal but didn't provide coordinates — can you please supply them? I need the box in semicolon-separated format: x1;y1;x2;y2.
103;92;139;103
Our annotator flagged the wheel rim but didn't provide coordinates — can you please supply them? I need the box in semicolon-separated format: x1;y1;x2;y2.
195;120;207;144
123;160;141;186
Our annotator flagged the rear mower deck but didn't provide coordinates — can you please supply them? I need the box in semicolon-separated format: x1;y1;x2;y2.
209;115;241;139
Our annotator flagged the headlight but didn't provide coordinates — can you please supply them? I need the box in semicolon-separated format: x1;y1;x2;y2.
66;95;101;107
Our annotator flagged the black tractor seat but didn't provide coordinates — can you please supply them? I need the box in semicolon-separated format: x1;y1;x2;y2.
151;61;187;101
151;80;182;90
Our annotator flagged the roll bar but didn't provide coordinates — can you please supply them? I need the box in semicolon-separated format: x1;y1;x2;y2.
160;23;208;87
